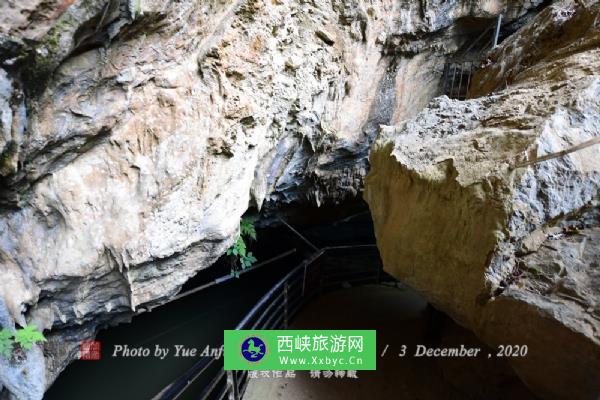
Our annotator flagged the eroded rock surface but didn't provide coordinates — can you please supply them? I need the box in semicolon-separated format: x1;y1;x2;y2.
0;0;547;398
365;2;600;399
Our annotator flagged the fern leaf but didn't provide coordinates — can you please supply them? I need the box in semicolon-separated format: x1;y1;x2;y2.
14;325;46;350
240;217;257;240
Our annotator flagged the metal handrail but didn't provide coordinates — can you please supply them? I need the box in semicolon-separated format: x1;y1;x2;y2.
156;356;216;400
198;369;226;399
443;14;505;100
155;244;382;400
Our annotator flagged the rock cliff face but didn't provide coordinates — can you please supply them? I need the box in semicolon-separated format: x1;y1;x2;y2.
0;0;549;398
365;1;600;399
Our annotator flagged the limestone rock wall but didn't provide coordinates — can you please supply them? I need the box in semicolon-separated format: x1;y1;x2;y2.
0;0;544;398
365;2;600;398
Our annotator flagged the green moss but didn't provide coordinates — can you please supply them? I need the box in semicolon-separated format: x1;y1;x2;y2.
43;16;72;54
22;18;73;95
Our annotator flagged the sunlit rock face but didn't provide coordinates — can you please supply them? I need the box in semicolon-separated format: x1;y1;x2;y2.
0;0;545;398
365;2;600;399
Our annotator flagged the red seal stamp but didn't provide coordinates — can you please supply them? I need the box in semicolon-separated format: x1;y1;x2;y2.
80;340;101;360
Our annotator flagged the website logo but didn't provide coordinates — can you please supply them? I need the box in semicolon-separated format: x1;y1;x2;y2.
225;330;376;371
241;336;266;362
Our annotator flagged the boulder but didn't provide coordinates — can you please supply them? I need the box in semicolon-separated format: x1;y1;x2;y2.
365;2;600;398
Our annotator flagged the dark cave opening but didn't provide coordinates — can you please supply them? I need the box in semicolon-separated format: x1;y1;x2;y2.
43;201;380;400
43;201;536;400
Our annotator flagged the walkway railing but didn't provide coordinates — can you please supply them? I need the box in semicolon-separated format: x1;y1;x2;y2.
442;14;504;100
154;244;384;400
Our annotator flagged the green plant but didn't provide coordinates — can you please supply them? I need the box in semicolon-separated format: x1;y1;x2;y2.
530;266;542;275
227;236;247;258
0;325;46;359
228;217;258;277
14;325;46;350
240;218;257;240
240;252;258;269
0;329;13;358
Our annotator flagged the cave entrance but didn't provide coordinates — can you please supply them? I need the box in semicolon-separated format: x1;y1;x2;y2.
43;201;381;400
149;203;537;400
44;200;537;400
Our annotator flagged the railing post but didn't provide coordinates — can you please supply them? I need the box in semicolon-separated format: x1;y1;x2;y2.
465;61;473;99
493;14;503;47
283;281;289;328
457;62;465;99
317;257;324;297
442;63;449;93
301;262;308;297
226;370;240;400
449;64;457;98
278;218;319;251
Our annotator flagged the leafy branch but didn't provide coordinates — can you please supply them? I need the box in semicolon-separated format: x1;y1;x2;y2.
227;237;246;258
240;218;257;240
0;324;46;359
227;217;258;278
14;325;46;350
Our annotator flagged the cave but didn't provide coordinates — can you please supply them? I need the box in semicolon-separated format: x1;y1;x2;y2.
42;204;535;400
1;1;600;400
